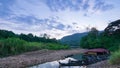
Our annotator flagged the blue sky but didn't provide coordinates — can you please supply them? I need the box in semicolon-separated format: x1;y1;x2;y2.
0;0;120;39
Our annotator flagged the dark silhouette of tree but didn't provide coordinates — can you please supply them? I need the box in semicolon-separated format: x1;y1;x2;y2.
0;30;16;38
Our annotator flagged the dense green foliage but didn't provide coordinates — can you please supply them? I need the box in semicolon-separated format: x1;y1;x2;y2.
0;38;69;57
80;19;120;64
108;20;120;64
0;29;58;43
80;20;120;51
109;49;120;64
80;31;120;51
0;30;69;57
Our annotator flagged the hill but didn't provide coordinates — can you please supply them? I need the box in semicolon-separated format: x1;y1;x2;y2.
60;32;88;46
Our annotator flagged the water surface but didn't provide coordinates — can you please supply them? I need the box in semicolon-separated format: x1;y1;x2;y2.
30;54;84;68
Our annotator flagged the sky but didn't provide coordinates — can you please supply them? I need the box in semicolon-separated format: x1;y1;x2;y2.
0;0;120;39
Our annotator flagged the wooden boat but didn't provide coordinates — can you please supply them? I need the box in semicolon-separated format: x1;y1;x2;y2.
59;48;110;66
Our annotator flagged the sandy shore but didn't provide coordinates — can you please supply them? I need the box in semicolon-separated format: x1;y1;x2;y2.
0;49;86;68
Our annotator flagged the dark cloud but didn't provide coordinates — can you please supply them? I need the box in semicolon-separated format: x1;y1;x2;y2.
67;25;72;29
72;22;77;25
55;23;65;30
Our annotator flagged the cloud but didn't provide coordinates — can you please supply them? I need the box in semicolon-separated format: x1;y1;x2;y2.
8;15;66;30
92;0;114;11
55;23;65;30
0;0;117;39
43;0;114;13
0;14;67;31
0;15;81;39
0;0;15;18
0;18;22;31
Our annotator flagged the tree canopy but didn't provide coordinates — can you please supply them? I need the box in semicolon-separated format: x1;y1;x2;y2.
0;29;58;43
80;20;120;51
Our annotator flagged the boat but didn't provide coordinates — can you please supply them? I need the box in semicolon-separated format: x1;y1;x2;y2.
58;59;88;66
58;48;110;66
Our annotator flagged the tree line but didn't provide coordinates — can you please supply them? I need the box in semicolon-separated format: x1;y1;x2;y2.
80;19;120;51
0;30;58;43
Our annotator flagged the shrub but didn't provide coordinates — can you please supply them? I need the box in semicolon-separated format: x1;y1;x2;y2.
45;43;69;50
0;38;69;57
109;49;120;64
0;38;27;56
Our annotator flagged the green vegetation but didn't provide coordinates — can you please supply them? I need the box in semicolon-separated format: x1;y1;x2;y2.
0;29;58;43
80;31;120;51
80;19;120;64
0;38;69;57
109;49;120;64
0;30;69;57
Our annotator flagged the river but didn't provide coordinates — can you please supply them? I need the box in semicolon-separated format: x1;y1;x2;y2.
29;54;85;68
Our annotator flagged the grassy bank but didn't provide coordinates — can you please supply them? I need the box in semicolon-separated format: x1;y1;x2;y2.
109;49;120;65
0;38;69;57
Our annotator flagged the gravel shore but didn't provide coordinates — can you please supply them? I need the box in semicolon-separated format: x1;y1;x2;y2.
87;60;120;68
0;49;86;68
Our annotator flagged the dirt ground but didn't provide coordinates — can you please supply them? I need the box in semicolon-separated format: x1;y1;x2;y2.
0;49;86;68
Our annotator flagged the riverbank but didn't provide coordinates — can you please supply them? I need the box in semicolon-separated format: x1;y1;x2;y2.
87;60;120;68
0;49;86;68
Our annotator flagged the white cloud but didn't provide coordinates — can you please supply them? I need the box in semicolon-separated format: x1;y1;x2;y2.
10;0;52;18
0;0;119;39
0;19;21;30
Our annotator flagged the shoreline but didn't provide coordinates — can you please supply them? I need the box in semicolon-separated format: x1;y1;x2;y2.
87;60;120;68
0;49;86;68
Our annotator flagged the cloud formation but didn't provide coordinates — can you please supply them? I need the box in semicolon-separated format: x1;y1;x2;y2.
0;0;118;39
43;0;114;13
0;0;15;18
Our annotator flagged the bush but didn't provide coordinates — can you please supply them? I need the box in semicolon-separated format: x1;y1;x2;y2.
0;38;28;56
109;49;120;64
0;38;69;57
26;42;46;51
45;43;69;50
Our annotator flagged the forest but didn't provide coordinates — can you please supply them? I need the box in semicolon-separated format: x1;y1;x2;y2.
80;19;120;64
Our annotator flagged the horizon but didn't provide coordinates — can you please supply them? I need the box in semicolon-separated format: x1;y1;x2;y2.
0;0;120;39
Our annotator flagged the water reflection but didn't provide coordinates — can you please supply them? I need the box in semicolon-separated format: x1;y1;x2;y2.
30;57;85;68
30;54;85;68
